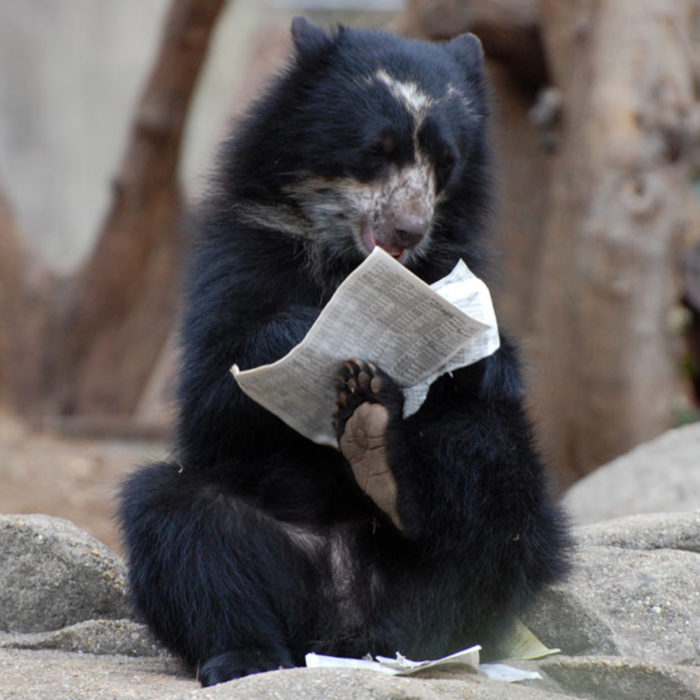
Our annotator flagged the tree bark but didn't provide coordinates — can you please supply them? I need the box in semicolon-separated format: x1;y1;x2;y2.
0;192;29;407
0;191;59;413
398;0;552;344
486;64;551;344
531;0;698;483
0;0;225;421
399;0;547;84
54;0;226;416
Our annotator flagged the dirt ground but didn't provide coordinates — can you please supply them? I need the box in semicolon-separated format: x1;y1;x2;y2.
0;412;167;555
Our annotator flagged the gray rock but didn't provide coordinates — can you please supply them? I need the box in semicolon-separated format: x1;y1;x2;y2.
564;423;700;525
540;656;700;700
2;505;700;699
0;648;190;700
521;585;619;657
0;619;164;657
575;510;700;553
0;514;130;633
524;510;700;669
0;649;566;700
190;667;564;700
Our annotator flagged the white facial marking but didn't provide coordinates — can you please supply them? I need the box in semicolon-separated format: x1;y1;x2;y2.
373;69;433;115
289;154;435;266
279;70;471;278
234;201;311;238
447;83;474;114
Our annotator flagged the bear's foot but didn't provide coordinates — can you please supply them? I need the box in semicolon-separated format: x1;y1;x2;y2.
334;359;404;531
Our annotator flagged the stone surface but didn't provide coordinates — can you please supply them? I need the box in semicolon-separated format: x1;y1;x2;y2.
0;514;130;633
564;423;700;525
575;510;700;553
0;649;190;700
524;543;700;665
195;667;562;700
541;656;700;700
0;619;163;657
1;502;700;698
0;650;564;700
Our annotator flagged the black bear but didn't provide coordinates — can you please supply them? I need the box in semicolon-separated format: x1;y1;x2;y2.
119;18;569;687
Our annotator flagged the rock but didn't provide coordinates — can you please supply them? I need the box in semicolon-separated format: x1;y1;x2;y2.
0;648;190;700
520;586;619;657
564;423;700;525
523;511;700;667
540;656;700;700
576;510;700;553
194;667;563;700
525;544;700;665
0;650;565;700
0;514;130;633
1;504;700;698
0;619;164;657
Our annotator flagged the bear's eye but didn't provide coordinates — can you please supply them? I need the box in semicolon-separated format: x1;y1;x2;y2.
366;132;395;159
436;148;455;191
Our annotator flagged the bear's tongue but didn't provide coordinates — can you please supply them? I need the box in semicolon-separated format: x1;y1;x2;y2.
362;228;405;260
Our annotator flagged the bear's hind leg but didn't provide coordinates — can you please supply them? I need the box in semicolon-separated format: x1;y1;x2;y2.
198;647;294;687
119;461;318;685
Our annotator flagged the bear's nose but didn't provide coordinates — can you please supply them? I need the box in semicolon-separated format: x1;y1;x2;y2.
393;215;429;248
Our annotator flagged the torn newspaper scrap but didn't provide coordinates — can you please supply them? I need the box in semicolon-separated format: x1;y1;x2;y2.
304;647;542;683
231;247;500;446
304;645;481;676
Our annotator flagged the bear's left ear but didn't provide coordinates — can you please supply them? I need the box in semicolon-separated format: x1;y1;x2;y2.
291;17;333;58
446;33;484;73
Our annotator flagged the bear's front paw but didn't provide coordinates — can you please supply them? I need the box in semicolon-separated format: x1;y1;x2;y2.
334;359;404;531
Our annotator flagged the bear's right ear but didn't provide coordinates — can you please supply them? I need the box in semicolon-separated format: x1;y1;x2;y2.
446;33;485;74
291;17;333;58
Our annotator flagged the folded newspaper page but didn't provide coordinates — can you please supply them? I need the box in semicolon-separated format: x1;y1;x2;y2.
231;247;499;446
304;645;481;676
305;646;541;683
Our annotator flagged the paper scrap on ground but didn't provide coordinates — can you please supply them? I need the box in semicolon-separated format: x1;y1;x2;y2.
305;645;481;676
232;247;500;446
479;663;542;683
305;647;541;683
497;618;561;661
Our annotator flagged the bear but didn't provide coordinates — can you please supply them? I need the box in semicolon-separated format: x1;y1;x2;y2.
119;17;569;687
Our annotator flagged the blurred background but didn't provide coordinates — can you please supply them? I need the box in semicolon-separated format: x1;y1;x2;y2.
0;0;698;553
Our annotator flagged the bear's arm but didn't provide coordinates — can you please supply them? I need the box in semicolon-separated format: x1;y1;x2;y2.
176;303;321;469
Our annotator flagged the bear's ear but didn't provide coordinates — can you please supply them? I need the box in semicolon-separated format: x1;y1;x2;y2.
291;17;333;58
446;33;484;73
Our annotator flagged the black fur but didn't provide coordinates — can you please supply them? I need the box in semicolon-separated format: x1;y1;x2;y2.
119;20;569;688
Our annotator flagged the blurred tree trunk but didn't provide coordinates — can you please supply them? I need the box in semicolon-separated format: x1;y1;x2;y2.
399;0;551;346
401;0;699;485
0;0;225;423
531;0;698;483
0;191;57;413
399;0;546;83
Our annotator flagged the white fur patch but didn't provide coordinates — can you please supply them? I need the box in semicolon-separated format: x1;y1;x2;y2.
276;69;471;279
288;157;435;266
447;83;474;114
373;69;434;116
234;201;311;239
282;521;326;554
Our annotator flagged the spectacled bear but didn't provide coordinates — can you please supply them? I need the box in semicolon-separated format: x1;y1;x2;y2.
119;17;569;687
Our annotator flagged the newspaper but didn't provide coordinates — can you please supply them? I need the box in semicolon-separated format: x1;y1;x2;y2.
231;247;499;446
304;645;481;676
305;646;542;683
